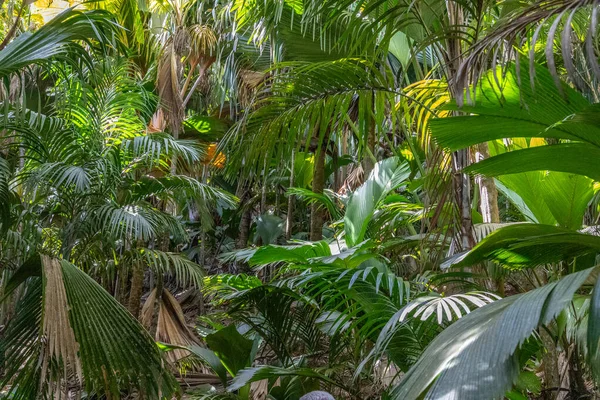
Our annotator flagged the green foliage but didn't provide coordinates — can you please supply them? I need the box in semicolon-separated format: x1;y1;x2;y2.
205;325;255;378
392;268;596;400
445;224;600;269
3;1;600;399
0;9;117;78
344;157;411;246
1;257;177;398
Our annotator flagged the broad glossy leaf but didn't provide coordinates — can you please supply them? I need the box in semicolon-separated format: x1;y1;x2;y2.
391;268;595;400
588;273;600;383
540;173;594;230
344;157;411;246
466;144;600;182
249;241;331;266
255;213;284;245
430;63;596;151
188;345;229;386
445;224;600;269
494;177;555;224
205;325;254;377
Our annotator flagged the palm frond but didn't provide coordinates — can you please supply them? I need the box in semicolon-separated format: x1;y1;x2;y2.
94;201;187;242
391;267;596;400
1;256;179;398
287;187;342;221
444;223;600;269
220;59;396;179
457;0;599;98
0;9;118;78
131;248;205;288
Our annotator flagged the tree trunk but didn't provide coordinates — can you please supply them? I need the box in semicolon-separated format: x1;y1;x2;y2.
541;329;566;400
446;1;474;253
340;129;348;191
310;141;327;241
286;149;295;240
475;143;500;224
363;116;376;178
260;153;269;214
568;346;590;399
475;143;503;294
452;149;474;251
128;261;144;319
237;197;252;249
150;275;164;338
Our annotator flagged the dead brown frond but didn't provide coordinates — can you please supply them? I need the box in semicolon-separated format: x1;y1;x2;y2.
40;255;83;394
157;42;184;136
142;288;200;364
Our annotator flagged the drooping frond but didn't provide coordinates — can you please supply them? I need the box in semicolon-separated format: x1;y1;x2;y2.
220;59;397;179
457;0;600;99
0;9;117;78
431;63;600;182
93;201;187;242
130;248;205;288
444;223;600;269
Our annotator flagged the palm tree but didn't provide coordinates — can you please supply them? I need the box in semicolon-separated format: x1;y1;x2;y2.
394;43;600;398
0;10;235;396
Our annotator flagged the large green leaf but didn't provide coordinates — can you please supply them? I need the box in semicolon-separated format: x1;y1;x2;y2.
60;260;177;397
487;140;594;228
430;63;596;151
444;224;600;269
494;177;554;224
344;157;411;246
248;241;331;266
540;172;594;230
588;275;600;384
1;257;177;398
391;268;595;400
183;115;229;141
205;325;254;377
255;213;284;245
466;144;600;182
430;64;600;187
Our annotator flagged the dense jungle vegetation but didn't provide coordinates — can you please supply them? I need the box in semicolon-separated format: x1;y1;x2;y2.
3;0;600;399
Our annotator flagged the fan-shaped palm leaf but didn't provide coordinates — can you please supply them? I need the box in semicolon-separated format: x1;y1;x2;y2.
1;256;178;398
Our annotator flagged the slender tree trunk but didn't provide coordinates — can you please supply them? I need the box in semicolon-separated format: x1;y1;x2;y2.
363;117;376;178
475;143;500;223
128;261;144;319
452;150;475;251
475;143;503;294
541;329;565;400
568;346;589;398
199;165;208;265
286;149;295;240
237;191;252;249
260;153;269;215
150;276;164;338
116;267;130;307
569;344;591;399
0;3;26;51
446;1;475;252
310;140;327;241
341;129;348;191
